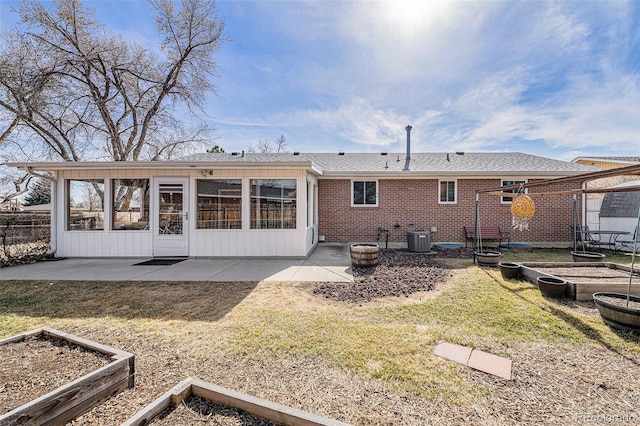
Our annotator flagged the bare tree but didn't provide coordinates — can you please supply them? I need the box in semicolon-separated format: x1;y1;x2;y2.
247;134;288;153
0;0;225;203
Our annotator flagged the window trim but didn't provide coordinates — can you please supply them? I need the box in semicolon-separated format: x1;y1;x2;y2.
351;179;378;207
501;179;527;204
438;179;457;204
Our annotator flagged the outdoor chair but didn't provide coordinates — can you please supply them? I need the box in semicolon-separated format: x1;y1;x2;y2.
616;226;639;252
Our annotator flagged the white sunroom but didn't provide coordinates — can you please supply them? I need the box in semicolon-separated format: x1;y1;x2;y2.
10;158;320;258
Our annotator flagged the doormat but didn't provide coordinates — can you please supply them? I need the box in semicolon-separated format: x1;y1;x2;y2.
134;258;186;266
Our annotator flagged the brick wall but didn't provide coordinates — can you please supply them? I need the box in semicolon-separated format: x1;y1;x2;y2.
318;178;583;246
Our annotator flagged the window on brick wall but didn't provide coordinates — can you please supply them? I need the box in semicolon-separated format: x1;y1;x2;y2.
501;179;527;203
439;180;456;204
352;180;377;206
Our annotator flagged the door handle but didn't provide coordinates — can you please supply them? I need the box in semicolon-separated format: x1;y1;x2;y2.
184;211;188;221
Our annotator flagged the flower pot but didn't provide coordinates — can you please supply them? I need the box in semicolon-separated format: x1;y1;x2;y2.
474;250;502;267
571;251;606;262
537;276;567;298
593;292;640;331
499;262;521;280
350;244;379;267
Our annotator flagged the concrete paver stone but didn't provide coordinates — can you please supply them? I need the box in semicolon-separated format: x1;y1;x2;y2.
433;342;473;365
434;342;512;380
467;349;512;380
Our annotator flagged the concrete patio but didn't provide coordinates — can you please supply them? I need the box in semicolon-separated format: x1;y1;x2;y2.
0;244;353;283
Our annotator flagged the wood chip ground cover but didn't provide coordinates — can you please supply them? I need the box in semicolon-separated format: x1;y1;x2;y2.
153;395;279;425
314;250;454;303
0;334;111;414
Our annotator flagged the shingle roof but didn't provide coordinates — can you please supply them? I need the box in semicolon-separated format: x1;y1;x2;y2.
600;191;640;217
181;152;598;176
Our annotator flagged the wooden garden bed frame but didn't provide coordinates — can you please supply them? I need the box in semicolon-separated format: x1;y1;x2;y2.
519;262;640;301
0;327;135;426
121;377;349;426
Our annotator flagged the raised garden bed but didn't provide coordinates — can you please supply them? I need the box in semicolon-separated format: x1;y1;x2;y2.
0;327;134;426
121;377;348;426
519;262;640;301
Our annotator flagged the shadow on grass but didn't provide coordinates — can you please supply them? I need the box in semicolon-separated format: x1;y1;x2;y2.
480;268;640;365
0;280;258;322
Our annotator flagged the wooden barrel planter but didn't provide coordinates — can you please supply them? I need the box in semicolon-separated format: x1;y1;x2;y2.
537;276;567;298
350;244;379;267
593;292;640;331
571;251;606;262
499;262;521;280
474;250;502;267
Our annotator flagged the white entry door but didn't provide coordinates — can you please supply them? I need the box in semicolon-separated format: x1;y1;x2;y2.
153;178;189;257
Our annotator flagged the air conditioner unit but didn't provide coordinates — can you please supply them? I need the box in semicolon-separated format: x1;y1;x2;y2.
407;230;431;252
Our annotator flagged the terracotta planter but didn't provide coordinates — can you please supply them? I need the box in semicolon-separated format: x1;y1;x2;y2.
571;251;606;262
593;292;640;331
350;244;379;267
474;250;502;267
537;276;567;298
499;262;521;280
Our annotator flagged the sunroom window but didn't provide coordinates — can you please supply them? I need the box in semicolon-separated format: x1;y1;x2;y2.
250;179;296;229
112;179;150;230
197;179;242;229
67;179;105;230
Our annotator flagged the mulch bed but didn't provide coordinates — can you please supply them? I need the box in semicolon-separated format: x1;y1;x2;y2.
313;249;459;303
154;395;279;425
0;334;111;414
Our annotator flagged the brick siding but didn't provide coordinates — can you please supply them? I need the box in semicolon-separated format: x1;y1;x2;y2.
318;178;583;246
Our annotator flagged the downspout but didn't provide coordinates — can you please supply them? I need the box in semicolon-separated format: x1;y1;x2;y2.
403;125;412;171
25;167;57;257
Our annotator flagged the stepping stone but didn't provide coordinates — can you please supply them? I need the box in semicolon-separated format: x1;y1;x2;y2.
434;342;512;380
467;349;512;380
433;342;473;365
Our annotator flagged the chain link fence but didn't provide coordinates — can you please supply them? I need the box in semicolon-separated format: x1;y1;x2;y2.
0;213;51;267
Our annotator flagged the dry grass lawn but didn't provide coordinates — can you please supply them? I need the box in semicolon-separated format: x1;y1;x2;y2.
1;249;639;425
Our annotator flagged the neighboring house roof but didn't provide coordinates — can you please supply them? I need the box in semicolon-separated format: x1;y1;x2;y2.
573;156;640;169
21;203;52;212
600;192;640;218
600;181;640;218
8;151;598;178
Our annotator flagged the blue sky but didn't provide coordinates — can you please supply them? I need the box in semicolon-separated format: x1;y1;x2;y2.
1;0;639;161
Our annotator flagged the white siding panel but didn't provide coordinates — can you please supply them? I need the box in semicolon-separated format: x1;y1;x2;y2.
228;232;238;256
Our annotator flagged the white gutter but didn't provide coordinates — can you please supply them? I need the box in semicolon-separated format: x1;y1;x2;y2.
7;160;317;170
